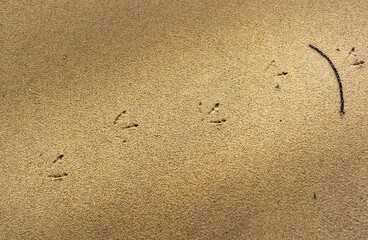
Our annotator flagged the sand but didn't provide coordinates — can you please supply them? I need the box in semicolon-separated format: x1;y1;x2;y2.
1;0;367;239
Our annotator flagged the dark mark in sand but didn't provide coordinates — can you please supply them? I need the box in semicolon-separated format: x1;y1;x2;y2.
352;60;365;66
48;172;68;180
265;60;275;71
122;123;139;129
277;71;288;76
309;44;345;115
53;154;64;163
209;119;227;124
349;47;355;55
114;110;126;124
208;102;220;114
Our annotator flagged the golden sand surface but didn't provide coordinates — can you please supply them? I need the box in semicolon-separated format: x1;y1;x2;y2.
1;1;367;239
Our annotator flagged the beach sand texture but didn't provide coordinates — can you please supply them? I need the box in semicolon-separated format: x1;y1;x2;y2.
1;0;368;239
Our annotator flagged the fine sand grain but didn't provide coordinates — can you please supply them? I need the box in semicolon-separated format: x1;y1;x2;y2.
1;1;368;239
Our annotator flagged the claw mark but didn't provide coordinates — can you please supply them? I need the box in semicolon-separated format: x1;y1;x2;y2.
265;60;275;71
122;123;139;129
208;103;220;114
209;119;227;124
344;47;357;61
48;172;68;180
198;102;203;113
309;44;345;115
114;110;126;124
277;71;288;76
352;60;365;66
348;47;355;55
28;88;40;95
53;154;64;164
